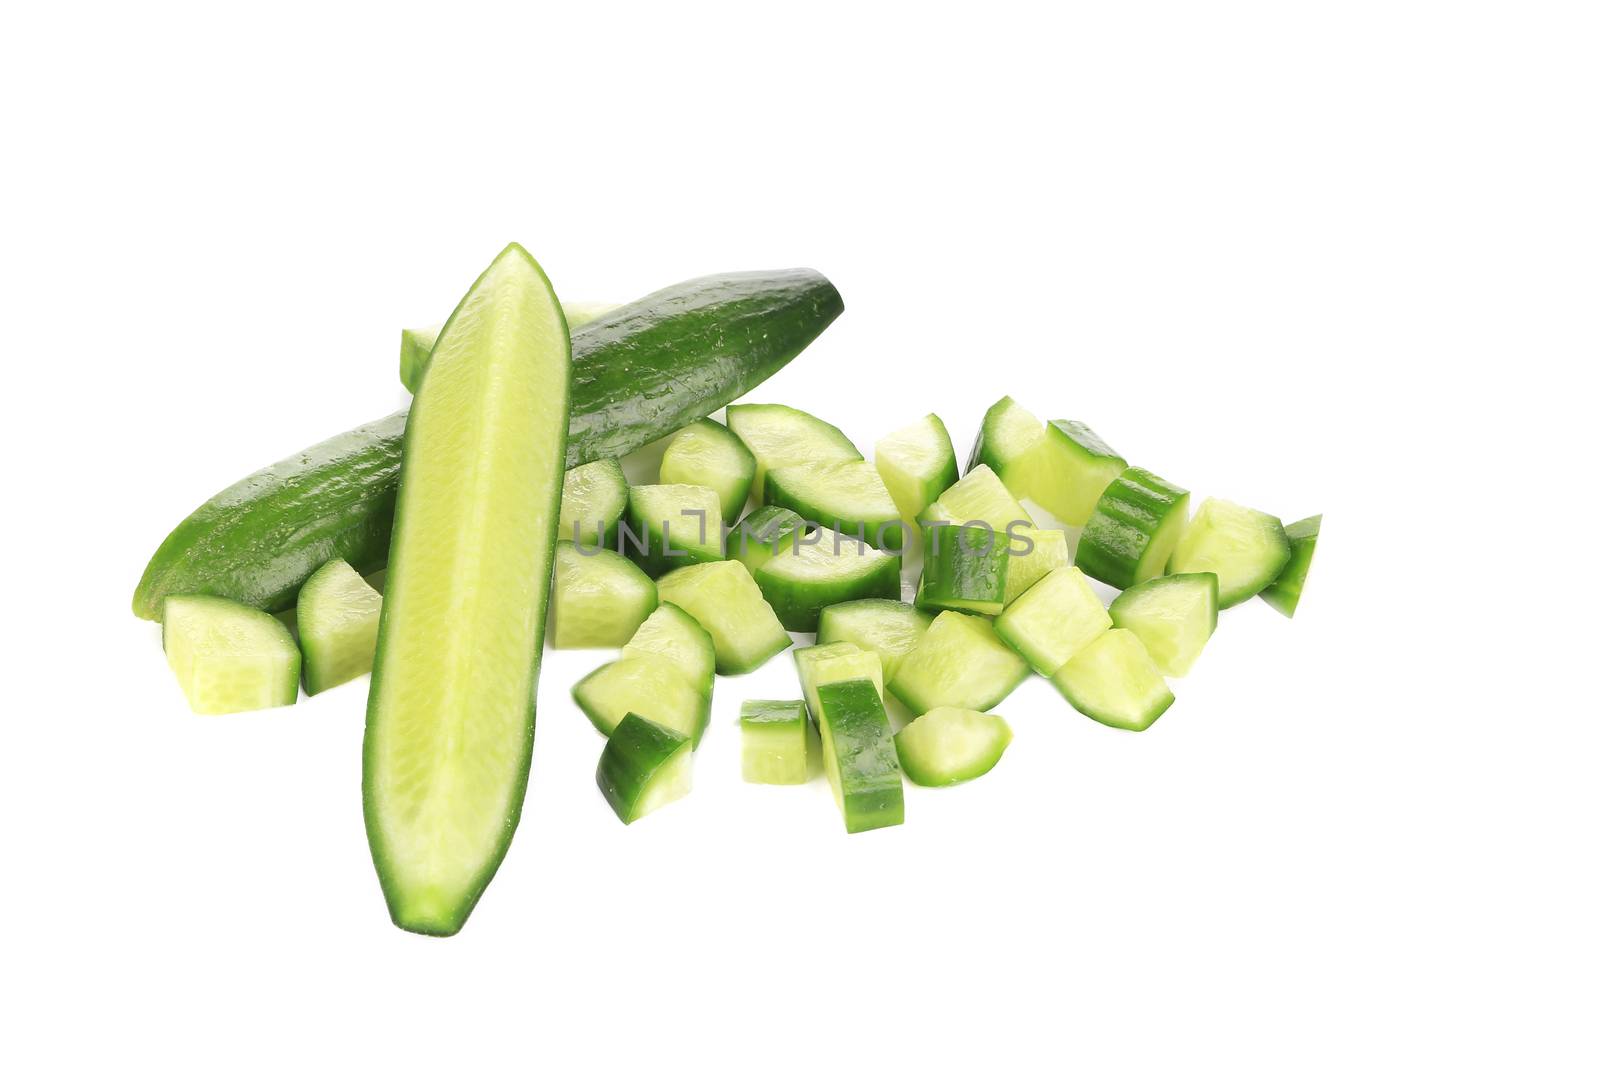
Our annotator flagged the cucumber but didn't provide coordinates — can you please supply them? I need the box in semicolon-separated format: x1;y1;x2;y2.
656;561;792;674
1050;629;1173;731
1075;467;1190;590
816;599;932;683
888;611;1030;717
918;464;1031;538
1109;572;1217;677
894;706;1013;787
754;529;900;632
558;459;629;546
399;300;618;390
559;301;622;330
572;655;711;747
725;403;861;507
596;713;694;825
918;523;1010;616
813;678;904;834
550;543;657;649
1002;526;1070;606
163;595;300;714
740;699;814;785
625;483;725;576
794;641;885;728
873;413;959;523
967;400;1127;525
966;396;1054;512
1167;497;1292;608
729;505;807;576
295;558;382;694
765;460;905;551
1259;515;1321;618
134;268;843;620
623;602;717;684
363;244;569;936
993;565;1112;675
658;418;756;525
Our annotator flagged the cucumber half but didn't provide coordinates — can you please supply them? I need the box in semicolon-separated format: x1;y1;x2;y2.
550;544;657;649
918;464;1031;538
754;529;900;632
559;459;629;547
296;558;382;695
1167;497;1292;608
894;706;1013;787
656;561;792;674
918;523;1010;616
794;641;885;729
814;678;904;834
740;699;814;785
765;459;905;551
725;403;861;507
730;505;807;576
1051;629;1173;731
1002;526;1071;606
596;713;693;824
659;418;756;525
163;595;300;714
816;599;932;684
625;483;725;576
1075;467;1190;590
1259;514;1321;618
994;565;1112;675
874;413;959;523
1109;572;1217;677
888;611;1030;717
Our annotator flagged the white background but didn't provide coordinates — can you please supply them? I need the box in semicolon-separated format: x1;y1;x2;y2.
3;2;1596;1062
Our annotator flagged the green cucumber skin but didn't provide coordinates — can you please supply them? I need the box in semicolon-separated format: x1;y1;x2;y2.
1075;468;1189;590
596;714;691;824
1259;514;1320;617
814;678;904;834
730;505;807;574
132;269;842;620
754;552;901;632
763;469;906;552
919;524;1009;614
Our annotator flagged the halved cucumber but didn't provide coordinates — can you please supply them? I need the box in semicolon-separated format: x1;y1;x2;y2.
888;611;1030;717
754;529;901;632
625;483;725;577
874;413;959;523
657;561;792;674
623;602;717;684
794;641;885;728
894;706;1013;787
918;464;1031;537
163;595;300;714
816;599;932;683
596;713;693;825
740;699;815;785
729;505;807;576
550;543;657;649
765;460;905;551
399;301;618;391
1109;572;1217;677
296;558;382;694
572;654;710;747
1075;467;1190;590
918;523;1010;616
725;403;861;507
1259;514;1321;618
559;459;629;547
993;565;1112;675
658;418;756;525
1002;526;1071;606
363;244;569;936
1167;497;1291;609
813;678;904;834
1050;629;1173;731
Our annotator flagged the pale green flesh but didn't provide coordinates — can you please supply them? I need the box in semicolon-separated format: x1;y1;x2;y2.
758;530;896;585
558;459;629;546
629;746;694;820
164;595;300;714
573;654;709;745
725;404;861;507
622;603;716;685
1002;527;1071;605
399;300;617;392
1109;573;1217;677
973;397;1056;510
597;715;694;824
656;561;791;674
816;599;932;683
740;700;813;785
550;544;657;649
364;245;569;936
888;611;1030;716
766;459;901;545
919;465;1032;536
994;566;1112;675
1033;420;1127;526
1051;629;1173;731
296;558;382;694
874;413;958;523
1167;498;1291;608
627;484;726;566
894;706;1013;787
794;641;884;726
658;418;755;525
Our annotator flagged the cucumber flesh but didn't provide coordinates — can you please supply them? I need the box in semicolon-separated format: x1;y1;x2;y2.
1002;526;1071;606
740;699;814;785
163;595;300;714
558;459;629;546
625;483;725;576
658;418;756;525
918;464;1031;539
888;611;1030;717
813;678;904;834
754;529;900;632
993;566;1112;675
793;641;885;729
894;706;1013;787
725;403;861;507
1109;572;1217;677
765;459;905;551
1259;514;1320;618
730;505;807;576
596;714;693;824
918;523;1009;616
363;244;569;936
874;413;959;523
816;599;932;684
1051;629;1173;731
399;302;618;392
1167;497;1292;608
1033;420;1128;526
296;558;382;694
560;301;622;330
572;654;710;747
622;602;717;685
966;396;1056;513
657;561;792;674
1075;467;1190;590
550;544;657;649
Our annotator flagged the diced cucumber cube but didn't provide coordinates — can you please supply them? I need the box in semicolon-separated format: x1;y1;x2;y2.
657;561;792;674
725;403;861;507
550;544;657;649
572;654;710;747
755;529;900;632
816;599;932;684
1050;629;1173;731
766;459;906;551
888;611;1030;717
163;595;300;715
1075;467;1190;590
596;713;693;824
740;699;814;785
994;565;1112;675
730;505;807;576
1259;514;1321;618
918;523;1010;616
626;483;725;576
1167;497;1292;608
794;641;885;728
296;557;382;695
814;679;904;833
894;706;1013;787
659;418;756;525
558;459;630;546
875;413;960;523
1109;572;1217;677
1002;526;1072;605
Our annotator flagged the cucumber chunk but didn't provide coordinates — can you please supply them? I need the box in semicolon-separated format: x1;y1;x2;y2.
572;654;710;747
1259;514;1321;618
1034;419;1128;526
813;678;904;834
296;558;382;694
1051;629;1174;731
816;599;932;683
740;699;814;785
163;595;300;714
596;713;693;824
364;244;569;936
1109;572;1217;677
625;483;725;576
1167;497;1292;609
918;523;1010;616
967;396;1051;504
725;403;861;507
794;641;885;728
659;418;756;525
765;459;905;551
623;602;717;685
1075;467;1190;590
874;413;959;523
894;706;1013;787
888;611;1030;717
550;544;657;649
755;529;900;632
1002;526;1071;606
918;464;1031;537
730;505;807;576
657;561;792;674
994;566;1112;675
558;459;629;546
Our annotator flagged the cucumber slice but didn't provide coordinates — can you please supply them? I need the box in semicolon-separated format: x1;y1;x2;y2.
657;561;792;674
572;654;710;747
993;565;1112;675
754;529;901;631
1259;515;1321;618
399;302;617;391
894;706;1013;787
623;602;717;685
625;483;725;577
659;418;756;525
1050;629;1173;731
558;459;629;547
296;558;382;694
364;244;569;936
1033;419;1128;526
874;413;959;523
725;403;861;507
918;523;1010;616
918;464;1031;538
813;678;904;834
596;713;693;824
765;460;905;551
1167;497;1292;609
1002;526;1071;606
888;611;1030;717
163;595;300;714
550;544;657;649
794;641;885;728
816;599;932;683
740;699;814;785
1075;467;1190;590
1109;572;1217;677
730;505;807;576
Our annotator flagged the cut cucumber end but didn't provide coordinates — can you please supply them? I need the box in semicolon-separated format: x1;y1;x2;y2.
816;599;933;684
1109;572;1217;677
597;714;694;824
994;565;1112;675
754;528;901;632
725;403;861;508
1051;629;1174;731
1167;497;1292;608
875;413;959;523
657;561;792;674
550;544;658;649
895;706;1013;787
1076;467;1190;590
163;595;301;714
1259;514;1321;618
740;699;814;785
659;418;756;526
296;558;382;695
558;459;630;546
814;678;904;833
888;611;1030;717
